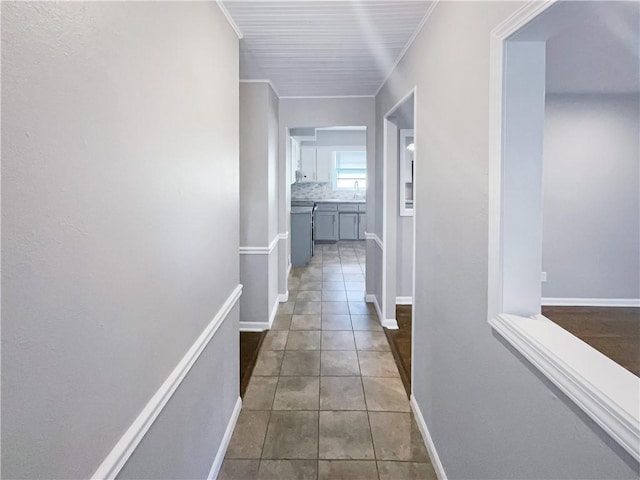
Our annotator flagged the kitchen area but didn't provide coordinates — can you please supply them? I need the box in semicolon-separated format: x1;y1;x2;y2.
289;126;367;266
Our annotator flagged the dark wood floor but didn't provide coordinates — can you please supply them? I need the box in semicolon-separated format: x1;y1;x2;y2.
239;331;266;397
384;305;412;396
543;306;640;377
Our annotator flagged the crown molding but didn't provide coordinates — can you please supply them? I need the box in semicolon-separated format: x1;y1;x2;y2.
216;1;243;39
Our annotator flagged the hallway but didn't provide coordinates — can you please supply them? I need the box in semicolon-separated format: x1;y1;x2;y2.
220;242;436;479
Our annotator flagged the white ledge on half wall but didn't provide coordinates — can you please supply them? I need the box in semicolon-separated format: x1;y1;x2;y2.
489;313;640;462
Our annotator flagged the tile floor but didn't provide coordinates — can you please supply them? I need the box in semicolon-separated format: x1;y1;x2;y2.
220;242;436;480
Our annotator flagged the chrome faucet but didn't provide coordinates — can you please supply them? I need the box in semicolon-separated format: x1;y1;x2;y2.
353;180;360;198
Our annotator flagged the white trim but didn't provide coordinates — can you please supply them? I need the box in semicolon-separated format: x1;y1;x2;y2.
396;296;412;305
382;318;399;329
278;231;289;240
216;1;243;39
489;313;640;462
91;285;243;480
239;296;279;332
207;396;242;480
278;291;289;303
541;298;640;307
410;395;448;480
279;95;375;100
239;79;280;98
364;232;384;250
239;236;279;255
366;293;398;330
374;1;439;97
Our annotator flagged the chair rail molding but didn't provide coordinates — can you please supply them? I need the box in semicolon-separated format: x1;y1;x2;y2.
91;284;243;479
239;235;280;255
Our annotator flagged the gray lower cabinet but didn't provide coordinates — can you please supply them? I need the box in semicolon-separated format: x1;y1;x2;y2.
315;211;338;241
339;213;359;240
291;210;313;266
358;213;366;240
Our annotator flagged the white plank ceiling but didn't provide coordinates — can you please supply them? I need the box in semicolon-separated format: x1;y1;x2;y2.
221;1;435;97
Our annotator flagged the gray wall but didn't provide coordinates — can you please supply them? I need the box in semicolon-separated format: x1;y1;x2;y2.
1;2;240;478
375;2;639;478
396;216;413;298
239;82;280;326
542;94;640;300
278;98;376;297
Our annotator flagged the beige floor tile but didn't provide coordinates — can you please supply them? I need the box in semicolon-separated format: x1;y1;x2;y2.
262;331;289;350
318;411;375;460
377;461;437;480
320;376;366;410
322;301;350;314
350;315;383;331
278;301;295;314
296;290;322;301
344;282;365;291
272;315;292;330
225;410;270;458
358;351;399;377
321;330;355;350
369;412;429;462
291;314;322;330
322;273;344;283
286;330;321;350
298;281;322;291
346;291;366;302
362;377;410;412
273;376;320;410
318;460;378;480
280;351;320;376
354;331;390;351
321;350;361;376
218;459;260;480
322;290;348;301
294;301;322;315
243;376;278;410
262;411;319;459
253;350;284;376
258;460;317;480
323;281;345;291
322;314;352;330
349;302;377;315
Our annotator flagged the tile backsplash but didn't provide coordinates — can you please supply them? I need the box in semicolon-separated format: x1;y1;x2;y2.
291;182;365;201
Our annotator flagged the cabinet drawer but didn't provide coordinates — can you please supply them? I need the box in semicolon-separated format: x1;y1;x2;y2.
358;204;366;212
338;203;358;212
316;203;338;211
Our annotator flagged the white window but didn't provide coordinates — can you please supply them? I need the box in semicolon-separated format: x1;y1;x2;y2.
333;151;366;190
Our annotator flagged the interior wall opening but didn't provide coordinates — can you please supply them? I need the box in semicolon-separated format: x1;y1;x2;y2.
489;0;639;462
382;90;416;394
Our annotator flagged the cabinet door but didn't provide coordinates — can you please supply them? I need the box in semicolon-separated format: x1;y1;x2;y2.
300;146;316;181
339;213;358;240
358;213;366;240
315;211;338;241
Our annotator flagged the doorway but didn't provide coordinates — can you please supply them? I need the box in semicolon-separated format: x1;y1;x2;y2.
381;89;416;393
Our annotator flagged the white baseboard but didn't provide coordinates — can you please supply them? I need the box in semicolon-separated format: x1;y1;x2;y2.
410;395;447;480
365;293;398;329
91;285;243;480
278;291;289;303
396;296;413;305
542;297;640;307
207;396;242;479
239;297;279;332
382;318;399;329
